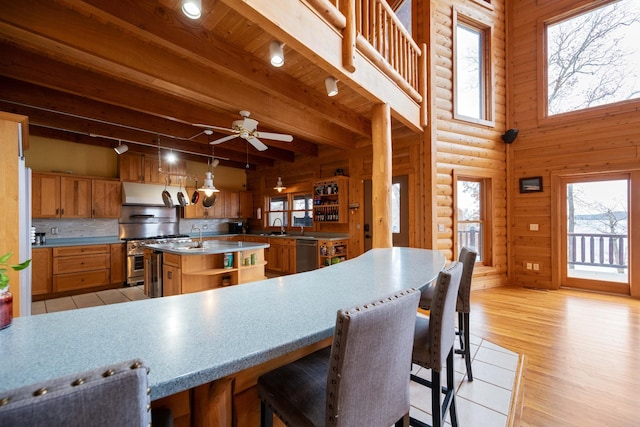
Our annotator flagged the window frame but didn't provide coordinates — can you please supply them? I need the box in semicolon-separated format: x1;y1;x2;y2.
265;191;313;231
453;11;494;126
453;172;493;266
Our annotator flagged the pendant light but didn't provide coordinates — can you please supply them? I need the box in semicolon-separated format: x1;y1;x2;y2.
198;146;220;196
273;161;287;192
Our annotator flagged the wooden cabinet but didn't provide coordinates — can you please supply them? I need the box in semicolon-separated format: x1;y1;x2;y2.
120;151;185;185
52;245;111;293
318;239;348;268
312;176;349;224
224;191;240;218
32;173;61;218
239;191;253;218
110;243;125;285
31;248;52;297
92;179;122;218
163;253;182;296
266;238;296;274
33;173;121;219
182;189;244;219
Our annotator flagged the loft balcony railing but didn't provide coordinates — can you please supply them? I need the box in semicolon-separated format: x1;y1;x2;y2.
306;0;424;111
568;232;628;269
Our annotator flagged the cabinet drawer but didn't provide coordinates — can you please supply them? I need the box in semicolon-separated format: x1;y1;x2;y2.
53;269;111;292
163;253;182;268
53;253;111;274
53;245;109;257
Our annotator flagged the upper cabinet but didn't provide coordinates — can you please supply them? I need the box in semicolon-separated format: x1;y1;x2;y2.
182;190;253;219
32;172;121;219
119;152;185;185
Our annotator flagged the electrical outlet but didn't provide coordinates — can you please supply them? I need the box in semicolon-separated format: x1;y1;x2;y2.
51;227;58;235
438;224;445;232
533;263;540;271
529;224;539;231
526;262;532;270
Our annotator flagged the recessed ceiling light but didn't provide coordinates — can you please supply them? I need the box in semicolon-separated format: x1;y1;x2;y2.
181;0;202;19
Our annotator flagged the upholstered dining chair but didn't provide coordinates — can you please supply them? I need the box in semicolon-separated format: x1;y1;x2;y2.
418;247;477;381
411;261;463;427
0;359;155;427
257;288;421;427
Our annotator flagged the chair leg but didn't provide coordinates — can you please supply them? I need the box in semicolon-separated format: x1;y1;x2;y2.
431;368;443;427
463;312;473;381
395;412;410;427
446;349;459;427
457;311;464;351
260;400;273;427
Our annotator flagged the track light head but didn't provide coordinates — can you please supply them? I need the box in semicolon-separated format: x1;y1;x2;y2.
325;76;338;97
181;0;202;19
114;143;129;154
270;41;284;67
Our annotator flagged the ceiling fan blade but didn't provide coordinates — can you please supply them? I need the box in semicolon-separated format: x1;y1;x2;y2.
210;134;239;144
256;131;293;142
242;118;259;132
247;137;269;151
193;123;235;133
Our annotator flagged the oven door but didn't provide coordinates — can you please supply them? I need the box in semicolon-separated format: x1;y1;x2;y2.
127;252;145;286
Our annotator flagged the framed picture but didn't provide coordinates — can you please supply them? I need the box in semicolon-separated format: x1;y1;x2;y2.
519;176;543;193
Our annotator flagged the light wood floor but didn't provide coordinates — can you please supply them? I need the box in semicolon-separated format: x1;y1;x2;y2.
470;286;640;426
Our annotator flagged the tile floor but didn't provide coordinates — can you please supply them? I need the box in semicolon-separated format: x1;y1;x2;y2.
32;290;520;426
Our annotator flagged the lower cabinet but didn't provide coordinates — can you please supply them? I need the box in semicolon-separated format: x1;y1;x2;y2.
266;238;296;274
53;245;111;293
318;240;348;268
32;248;52;296
163;253;182;296
110;243;125;285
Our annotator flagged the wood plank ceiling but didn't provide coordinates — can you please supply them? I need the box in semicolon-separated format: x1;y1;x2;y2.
0;0;390;169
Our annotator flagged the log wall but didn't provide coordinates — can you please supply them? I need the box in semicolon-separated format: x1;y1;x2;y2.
508;0;640;293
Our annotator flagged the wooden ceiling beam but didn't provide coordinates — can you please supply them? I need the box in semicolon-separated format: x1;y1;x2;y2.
0;0;358;149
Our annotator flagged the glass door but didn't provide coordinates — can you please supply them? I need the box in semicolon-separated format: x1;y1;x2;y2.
561;175;630;293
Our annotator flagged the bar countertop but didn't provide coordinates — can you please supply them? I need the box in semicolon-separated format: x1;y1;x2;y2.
0;248;445;400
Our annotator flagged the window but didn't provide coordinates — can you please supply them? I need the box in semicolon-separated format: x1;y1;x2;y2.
546;0;640;116
391;183;401;233
266;193;313;230
456;176;492;264
454;15;492;123
393;0;412;35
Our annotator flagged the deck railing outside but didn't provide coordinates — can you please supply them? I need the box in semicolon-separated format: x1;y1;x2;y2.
568;232;628;269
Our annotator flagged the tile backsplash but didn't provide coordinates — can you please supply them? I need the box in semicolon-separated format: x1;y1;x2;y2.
33;219;119;239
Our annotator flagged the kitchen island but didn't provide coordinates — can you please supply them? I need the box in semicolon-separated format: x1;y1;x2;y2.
144;240;269;295
0;247;446;426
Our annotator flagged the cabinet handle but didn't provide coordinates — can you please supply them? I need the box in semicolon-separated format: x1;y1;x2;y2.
61;209;64;215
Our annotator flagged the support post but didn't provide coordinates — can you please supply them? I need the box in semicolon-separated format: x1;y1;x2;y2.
371;103;392;248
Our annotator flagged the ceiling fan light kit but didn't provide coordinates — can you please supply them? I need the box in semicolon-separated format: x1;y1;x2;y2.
181;0;202;19
270;41;285;67
325;76;338;97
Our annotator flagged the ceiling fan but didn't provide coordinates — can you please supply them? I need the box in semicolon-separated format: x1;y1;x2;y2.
194;110;293;151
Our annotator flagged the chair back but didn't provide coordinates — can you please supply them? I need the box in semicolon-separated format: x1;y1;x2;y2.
326;288;420;426
456;247;477;313
0;359;151;427
426;261;463;369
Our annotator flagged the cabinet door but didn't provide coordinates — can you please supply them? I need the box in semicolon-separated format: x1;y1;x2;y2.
92;179;122;218
225;191;240;218
163;265;182;296
211;190;226;218
239;191;253;218
119;152;144;182
60;176;92;218
165;160;187;186
110;243;125;284
144;155;161;184
32;173;61;218
32;248;52;296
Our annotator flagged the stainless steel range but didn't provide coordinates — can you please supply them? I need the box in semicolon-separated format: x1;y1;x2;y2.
119;206;191;287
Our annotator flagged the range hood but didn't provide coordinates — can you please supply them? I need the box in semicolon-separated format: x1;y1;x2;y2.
122;182;187;206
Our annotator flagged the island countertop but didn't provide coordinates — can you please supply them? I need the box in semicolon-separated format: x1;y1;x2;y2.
144;240;270;255
0;248;445;400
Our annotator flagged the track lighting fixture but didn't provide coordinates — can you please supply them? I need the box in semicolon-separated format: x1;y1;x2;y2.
270;41;285;67
181;0;202;19
114;141;128;154
325;76;338;97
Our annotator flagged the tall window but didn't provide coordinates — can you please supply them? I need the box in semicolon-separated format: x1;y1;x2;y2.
454;15;492;123
292;193;313;227
546;0;640;116
456;177;491;263
267;195;288;228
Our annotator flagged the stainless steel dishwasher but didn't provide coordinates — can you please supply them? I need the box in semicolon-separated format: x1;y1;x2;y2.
296;239;318;273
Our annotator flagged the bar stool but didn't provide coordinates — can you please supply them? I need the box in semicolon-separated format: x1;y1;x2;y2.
418;247;477;381
0;359;155;427
257;288;421;427
411;261;463;427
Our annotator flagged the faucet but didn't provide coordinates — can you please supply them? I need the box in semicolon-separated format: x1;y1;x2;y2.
300;225;304;235
272;218;285;235
191;225;203;248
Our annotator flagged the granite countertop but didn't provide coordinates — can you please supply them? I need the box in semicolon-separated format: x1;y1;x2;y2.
0;247;445;400
145;240;269;255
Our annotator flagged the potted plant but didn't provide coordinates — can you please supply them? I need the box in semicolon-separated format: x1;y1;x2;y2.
0;251;31;329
